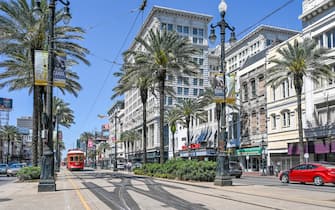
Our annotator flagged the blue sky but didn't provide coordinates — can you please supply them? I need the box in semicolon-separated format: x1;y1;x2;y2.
0;0;303;152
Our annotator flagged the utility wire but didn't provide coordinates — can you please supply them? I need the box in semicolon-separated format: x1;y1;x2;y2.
237;0;296;37
83;9;143;127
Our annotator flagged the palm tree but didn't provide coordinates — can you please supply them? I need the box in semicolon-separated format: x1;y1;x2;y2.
53;96;75;128
112;59;155;164
176;98;206;151
267;38;335;163
164;108;181;158
126;29;199;164
119;129;141;162
79;132;94;165
0;0;90;166
0;125;18;164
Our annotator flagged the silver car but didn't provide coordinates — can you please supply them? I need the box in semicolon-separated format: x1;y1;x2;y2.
7;163;25;177
0;164;8;174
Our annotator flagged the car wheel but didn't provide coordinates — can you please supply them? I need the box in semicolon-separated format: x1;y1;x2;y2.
281;174;289;183
314;176;324;186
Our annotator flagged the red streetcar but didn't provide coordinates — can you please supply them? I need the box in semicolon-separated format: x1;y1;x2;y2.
67;149;85;171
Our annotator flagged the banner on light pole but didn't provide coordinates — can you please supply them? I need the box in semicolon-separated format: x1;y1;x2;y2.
34;50;66;87
211;72;236;104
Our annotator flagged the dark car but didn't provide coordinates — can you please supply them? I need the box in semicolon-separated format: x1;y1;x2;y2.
229;161;242;178
0;164;8;174
279;162;335;186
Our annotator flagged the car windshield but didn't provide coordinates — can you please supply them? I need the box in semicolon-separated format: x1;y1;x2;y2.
0;164;7;167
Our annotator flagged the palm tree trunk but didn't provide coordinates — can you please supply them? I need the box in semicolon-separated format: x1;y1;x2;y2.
85;139;88;166
0;139;3;163
159;74;165;164
32;85;39;166
295;78;304;164
186;119;191;160
6;136;9;164
142;100;147;164
297;92;304;164
172;133;175;158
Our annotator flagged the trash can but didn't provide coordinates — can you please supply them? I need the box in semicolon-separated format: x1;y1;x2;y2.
268;165;274;176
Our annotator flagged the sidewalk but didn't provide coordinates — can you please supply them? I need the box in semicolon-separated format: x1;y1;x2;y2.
0;168;108;210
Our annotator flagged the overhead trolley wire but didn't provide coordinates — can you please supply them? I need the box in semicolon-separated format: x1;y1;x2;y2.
82;6;145;126
237;0;296;37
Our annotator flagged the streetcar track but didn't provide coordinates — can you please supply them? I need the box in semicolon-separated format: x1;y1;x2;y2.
158;179;335;209
71;171;335;210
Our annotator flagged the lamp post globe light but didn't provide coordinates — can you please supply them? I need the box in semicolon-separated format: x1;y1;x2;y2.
33;0;71;192
209;0;236;186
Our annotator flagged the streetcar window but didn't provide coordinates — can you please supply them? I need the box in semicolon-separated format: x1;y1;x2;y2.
74;156;78;161
70;157;74;161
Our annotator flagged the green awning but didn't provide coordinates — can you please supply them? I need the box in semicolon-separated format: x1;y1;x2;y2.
236;147;262;156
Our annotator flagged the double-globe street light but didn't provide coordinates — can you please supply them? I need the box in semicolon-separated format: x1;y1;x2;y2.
209;0;236;186
33;0;71;192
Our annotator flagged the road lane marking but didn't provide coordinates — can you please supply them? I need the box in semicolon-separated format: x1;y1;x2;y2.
66;170;91;210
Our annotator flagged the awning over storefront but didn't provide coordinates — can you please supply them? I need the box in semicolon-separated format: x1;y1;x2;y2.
236;147;262;156
196;129;209;143
314;141;330;154
287;142;314;155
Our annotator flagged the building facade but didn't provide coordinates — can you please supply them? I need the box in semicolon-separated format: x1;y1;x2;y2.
122;6;213;162
300;0;335;163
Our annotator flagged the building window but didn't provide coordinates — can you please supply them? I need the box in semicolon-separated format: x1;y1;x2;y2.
177;25;182;33
167;24;173;31
282;110;291;128
168;97;173;105
177;76;183;85
192;28;204;45
251;112;257;134
272;86;276;101
183;26;189;34
243;83;248;101
271;114;276;129
177;87;182;95
193;78;198;86
251;79;256;98
199;79;204;86
199;89;204;95
184;88;189;95
193;89;198;96
183;77;189;85
161;23;167;30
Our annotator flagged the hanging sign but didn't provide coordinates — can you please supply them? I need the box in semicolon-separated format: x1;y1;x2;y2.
34;50;66;87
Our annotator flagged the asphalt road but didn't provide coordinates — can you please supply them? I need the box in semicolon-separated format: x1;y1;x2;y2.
68;170;335;210
0;175;16;186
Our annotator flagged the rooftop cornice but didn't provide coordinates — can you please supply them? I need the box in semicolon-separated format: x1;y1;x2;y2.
226;25;300;55
299;0;335;21
129;6;213;51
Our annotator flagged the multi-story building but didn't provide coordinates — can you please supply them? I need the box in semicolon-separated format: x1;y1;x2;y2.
122;6;213;162
16;116;33;163
300;0;335;162
266;34;304;172
226;25;299;172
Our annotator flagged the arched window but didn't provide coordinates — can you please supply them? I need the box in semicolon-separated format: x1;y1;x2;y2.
281;110;291;128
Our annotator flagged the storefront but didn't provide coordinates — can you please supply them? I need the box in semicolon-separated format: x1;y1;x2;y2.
236;147;263;172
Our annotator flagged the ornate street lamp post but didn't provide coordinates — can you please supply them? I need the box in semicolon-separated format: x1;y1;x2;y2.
33;0;71;192
209;0;236;186
55;105;60;172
